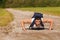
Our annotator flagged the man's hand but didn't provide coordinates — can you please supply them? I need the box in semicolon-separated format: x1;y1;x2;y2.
48;28;51;31
22;27;27;31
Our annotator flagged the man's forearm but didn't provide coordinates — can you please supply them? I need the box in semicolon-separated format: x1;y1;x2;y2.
49;20;53;30
20;21;26;31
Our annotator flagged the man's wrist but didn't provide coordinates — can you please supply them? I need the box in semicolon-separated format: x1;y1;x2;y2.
49;28;52;30
22;28;26;31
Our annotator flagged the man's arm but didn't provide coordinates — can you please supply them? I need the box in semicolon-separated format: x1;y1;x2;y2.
20;19;31;31
20;20;26;31
43;18;53;30
48;19;53;30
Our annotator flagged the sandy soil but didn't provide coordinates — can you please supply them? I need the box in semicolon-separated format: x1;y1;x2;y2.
0;8;60;40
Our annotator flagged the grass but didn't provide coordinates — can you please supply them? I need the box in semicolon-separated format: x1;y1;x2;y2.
0;8;13;26
14;7;60;16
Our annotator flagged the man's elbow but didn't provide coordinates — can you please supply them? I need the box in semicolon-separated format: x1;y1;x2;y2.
50;19;53;24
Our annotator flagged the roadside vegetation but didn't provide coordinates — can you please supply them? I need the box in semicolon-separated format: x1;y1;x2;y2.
15;7;60;16
0;8;13;26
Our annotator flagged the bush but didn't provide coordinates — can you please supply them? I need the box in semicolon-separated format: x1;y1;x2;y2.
0;0;60;8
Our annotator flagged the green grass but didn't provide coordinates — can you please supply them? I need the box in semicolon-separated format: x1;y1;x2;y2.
0;8;13;26
14;7;60;16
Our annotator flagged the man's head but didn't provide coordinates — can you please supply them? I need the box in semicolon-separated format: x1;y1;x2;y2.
35;17;41;26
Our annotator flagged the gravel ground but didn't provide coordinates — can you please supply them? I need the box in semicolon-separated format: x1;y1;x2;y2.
0;8;60;40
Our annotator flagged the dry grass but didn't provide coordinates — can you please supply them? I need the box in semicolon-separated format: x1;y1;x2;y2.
0;8;13;26
14;7;60;16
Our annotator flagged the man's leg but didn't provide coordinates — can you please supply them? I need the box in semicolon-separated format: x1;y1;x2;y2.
29;18;35;28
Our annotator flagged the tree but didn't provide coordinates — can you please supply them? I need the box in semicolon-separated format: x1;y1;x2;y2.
3;0;60;7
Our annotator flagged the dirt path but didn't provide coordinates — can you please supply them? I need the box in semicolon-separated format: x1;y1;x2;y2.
6;8;60;30
0;8;60;40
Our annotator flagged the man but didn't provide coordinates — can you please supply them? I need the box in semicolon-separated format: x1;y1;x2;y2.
20;13;53;31
29;13;44;29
